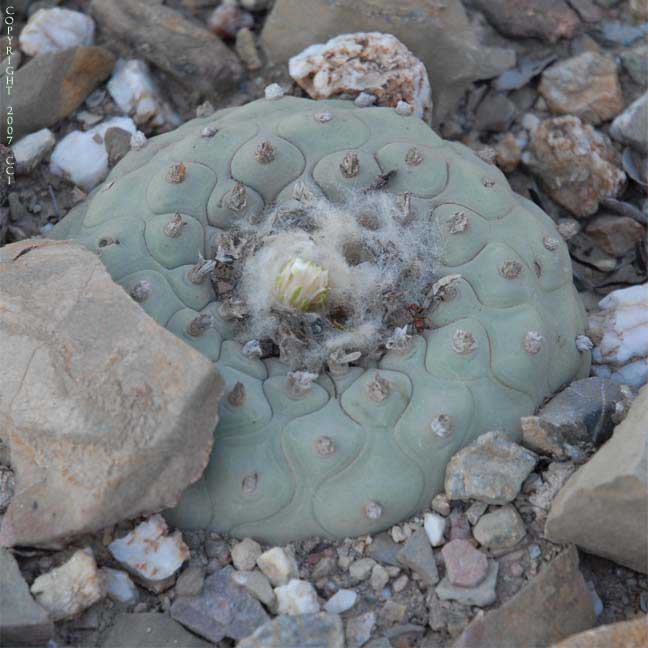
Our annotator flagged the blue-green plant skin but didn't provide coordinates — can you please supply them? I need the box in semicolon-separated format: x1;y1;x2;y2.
52;96;590;542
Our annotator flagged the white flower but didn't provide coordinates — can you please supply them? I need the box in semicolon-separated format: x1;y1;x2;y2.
273;257;329;312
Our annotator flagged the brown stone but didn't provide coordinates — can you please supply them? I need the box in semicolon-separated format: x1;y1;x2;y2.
0;240;223;547
585;215;645;257
90;0;243;100
0;47;115;141
551;615;648;648
524;116;626;218
472;0;580;43
494;133;521;173
261;0;514;121
454;547;596;647
545;385;648;574
539;52;624;125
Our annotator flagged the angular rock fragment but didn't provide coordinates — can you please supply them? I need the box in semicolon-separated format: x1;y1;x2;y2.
453;547;595;647
0;46;115;141
441;539;488;587
231;570;276;609
610;92;648;154
521;377;626;456
108;515;189;591
585;215;645;257
232;537;263;572
396;528;439;586
237;613;345;648
523;116;626;218
256;547;299;586
545;386;648;574
31;550;106;621
538;52;623;125
12;129;55;175
289;32;432;120
589;284;648;388
103;568;139;605
275;579;320;615
90;0;243;99
170;565;270;643
445;431;537;504
50;116;137;191
19;8;94;56
0;548;53;646
0;240;223;547
345;612;376;648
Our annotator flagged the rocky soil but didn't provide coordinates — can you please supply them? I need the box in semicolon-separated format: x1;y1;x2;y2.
1;1;647;647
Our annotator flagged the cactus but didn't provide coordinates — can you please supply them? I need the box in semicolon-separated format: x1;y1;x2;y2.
51;96;590;542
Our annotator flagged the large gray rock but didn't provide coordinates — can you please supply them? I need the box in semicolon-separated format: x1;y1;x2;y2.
101;613;212;647
445;431;537;504
453;547;596;647
545;385;648;574
170;565;270;643
610;91;648;154
90;0;243;100
0;548;54;646
261;0;514;121
0;240;223;547
237;613;345;648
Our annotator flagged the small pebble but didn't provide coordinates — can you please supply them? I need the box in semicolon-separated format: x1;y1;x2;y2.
324;588;358;614
424;512;446;547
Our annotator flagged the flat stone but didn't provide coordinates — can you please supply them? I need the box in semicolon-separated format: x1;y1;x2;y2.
19;8;94;56
0;548;53;646
90;0;242;100
453;547;595;647
586;215;645;257
261;0;509;120
104;126;133;168
523;115;626;218
345;612;376;648
396;528;439;586
472;0;580;43
465;501;488;526
101;613;211;647
31;550;106;621
610;91;648;154
435;560;498;607
0;240;223;547
441;539;489;587
539;52;623;125
552;615;648;648
445;431;537;505
0;46;115;141
170;565;270;643
370;564;389;592
349;557;376;582
545;385;648;574
237;613;345;648
473;505;527;555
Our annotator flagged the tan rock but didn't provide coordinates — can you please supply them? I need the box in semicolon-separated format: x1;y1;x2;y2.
0;240;223;547
539;52;624;125
545;385;648;574
551;615;648;648
586;215;645;257
523;115;626;218
289;32;432;121
494;133;521;173
0;46;115;141
454;546;596;647
31;550;106;621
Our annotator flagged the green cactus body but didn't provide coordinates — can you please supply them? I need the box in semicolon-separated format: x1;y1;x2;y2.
52;96;590;542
